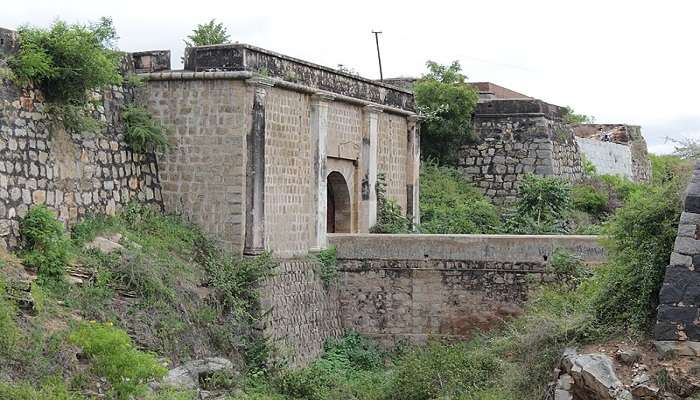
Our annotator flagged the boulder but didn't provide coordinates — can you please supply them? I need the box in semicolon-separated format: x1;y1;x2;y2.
162;357;236;391
616;348;642;365
562;351;632;400
85;234;125;254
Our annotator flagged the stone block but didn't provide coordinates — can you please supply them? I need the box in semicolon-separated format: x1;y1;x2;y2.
675;237;700;255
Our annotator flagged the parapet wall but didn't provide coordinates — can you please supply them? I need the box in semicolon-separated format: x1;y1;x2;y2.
0;54;162;248
330;234;605;346
655;161;700;344
460;99;583;204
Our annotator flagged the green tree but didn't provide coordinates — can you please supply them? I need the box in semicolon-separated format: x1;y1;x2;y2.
562;106;595;125
414;61;479;164
184;19;230;47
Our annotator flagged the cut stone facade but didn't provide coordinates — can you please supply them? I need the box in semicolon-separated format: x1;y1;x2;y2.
330;234;605;346
460;99;583;204
139;44;420;257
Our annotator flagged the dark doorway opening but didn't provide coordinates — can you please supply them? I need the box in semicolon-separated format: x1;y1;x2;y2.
327;171;351;233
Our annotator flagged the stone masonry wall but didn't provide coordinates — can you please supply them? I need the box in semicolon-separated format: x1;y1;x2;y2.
461;102;583;204
330;234;605;347
261;259;342;366
142;80;251;253
655;161;700;344
0;63;161;248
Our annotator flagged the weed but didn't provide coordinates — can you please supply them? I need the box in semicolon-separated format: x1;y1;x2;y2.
69;321;167;399
122;105;169;152
315;247;338;288
19;205;71;285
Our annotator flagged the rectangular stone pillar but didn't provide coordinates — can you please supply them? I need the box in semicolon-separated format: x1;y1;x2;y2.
244;78;273;255
406;115;421;225
359;106;381;232
310;94;334;252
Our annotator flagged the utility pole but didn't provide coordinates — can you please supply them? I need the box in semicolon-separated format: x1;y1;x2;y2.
372;31;383;81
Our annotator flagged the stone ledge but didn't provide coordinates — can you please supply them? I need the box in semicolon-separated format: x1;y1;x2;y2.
654;341;700;358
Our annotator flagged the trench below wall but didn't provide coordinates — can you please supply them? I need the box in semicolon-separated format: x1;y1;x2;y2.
329;234;605;347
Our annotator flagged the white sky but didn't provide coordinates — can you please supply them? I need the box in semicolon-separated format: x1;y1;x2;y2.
5;0;700;154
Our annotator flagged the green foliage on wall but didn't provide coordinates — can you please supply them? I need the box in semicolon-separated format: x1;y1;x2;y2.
414;61;479;164
122;106;170;152
315;246;339;289
561;106;595;125
8;18;122;105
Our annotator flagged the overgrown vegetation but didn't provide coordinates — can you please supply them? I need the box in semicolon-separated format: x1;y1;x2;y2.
8;18;122;132
0;203;276;398
315;247;338;289
562;106;595;125
414;61;479;164
122;105;170;152
418;162;499;234
370;173;411;234
19;205;71;285
69;321;167;399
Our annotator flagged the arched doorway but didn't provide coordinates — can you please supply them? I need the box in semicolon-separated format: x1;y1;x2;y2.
327;171;351;233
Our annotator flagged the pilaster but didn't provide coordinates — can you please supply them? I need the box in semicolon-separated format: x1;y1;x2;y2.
310;93;334;251
244;78;274;255
359;105;382;232
406;115;421;225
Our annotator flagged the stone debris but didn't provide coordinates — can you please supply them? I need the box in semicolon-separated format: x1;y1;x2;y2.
162;357;236;391
84;234;125;254
558;349;632;400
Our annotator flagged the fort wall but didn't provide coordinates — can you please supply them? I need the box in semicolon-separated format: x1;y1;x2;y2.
330;233;605;346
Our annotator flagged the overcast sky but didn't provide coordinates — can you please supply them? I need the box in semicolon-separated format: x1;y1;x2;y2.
5;0;699;154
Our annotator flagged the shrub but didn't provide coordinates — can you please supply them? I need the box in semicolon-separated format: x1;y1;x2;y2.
122;106;170;152
387;341;502;400
571;184;608;217
8;18;121;105
501;175;571;234
650;154;693;185
69;321;167;399
371;173;410;234
419;162;500;234
20;205;71;284
550;249;591;289
593;181;683;332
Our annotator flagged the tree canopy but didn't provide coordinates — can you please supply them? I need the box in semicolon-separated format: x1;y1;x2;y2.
413;61;479;164
184;19;230;47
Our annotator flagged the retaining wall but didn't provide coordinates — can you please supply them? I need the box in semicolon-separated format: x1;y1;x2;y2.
0;59;162;248
330;233;605;346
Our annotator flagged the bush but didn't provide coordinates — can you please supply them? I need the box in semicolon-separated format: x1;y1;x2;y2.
419;162;500;234
501;175;571;234
593;181;683;332
69;321;166;399
550;249;591;289
571;184;608;217
650;154;693;185
8;18;121;105
387;341;502;400
371;173;410;234
19;205;71;284
0;378;85;400
122;106;170;152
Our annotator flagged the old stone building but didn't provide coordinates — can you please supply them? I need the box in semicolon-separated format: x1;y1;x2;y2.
135;45;420;257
